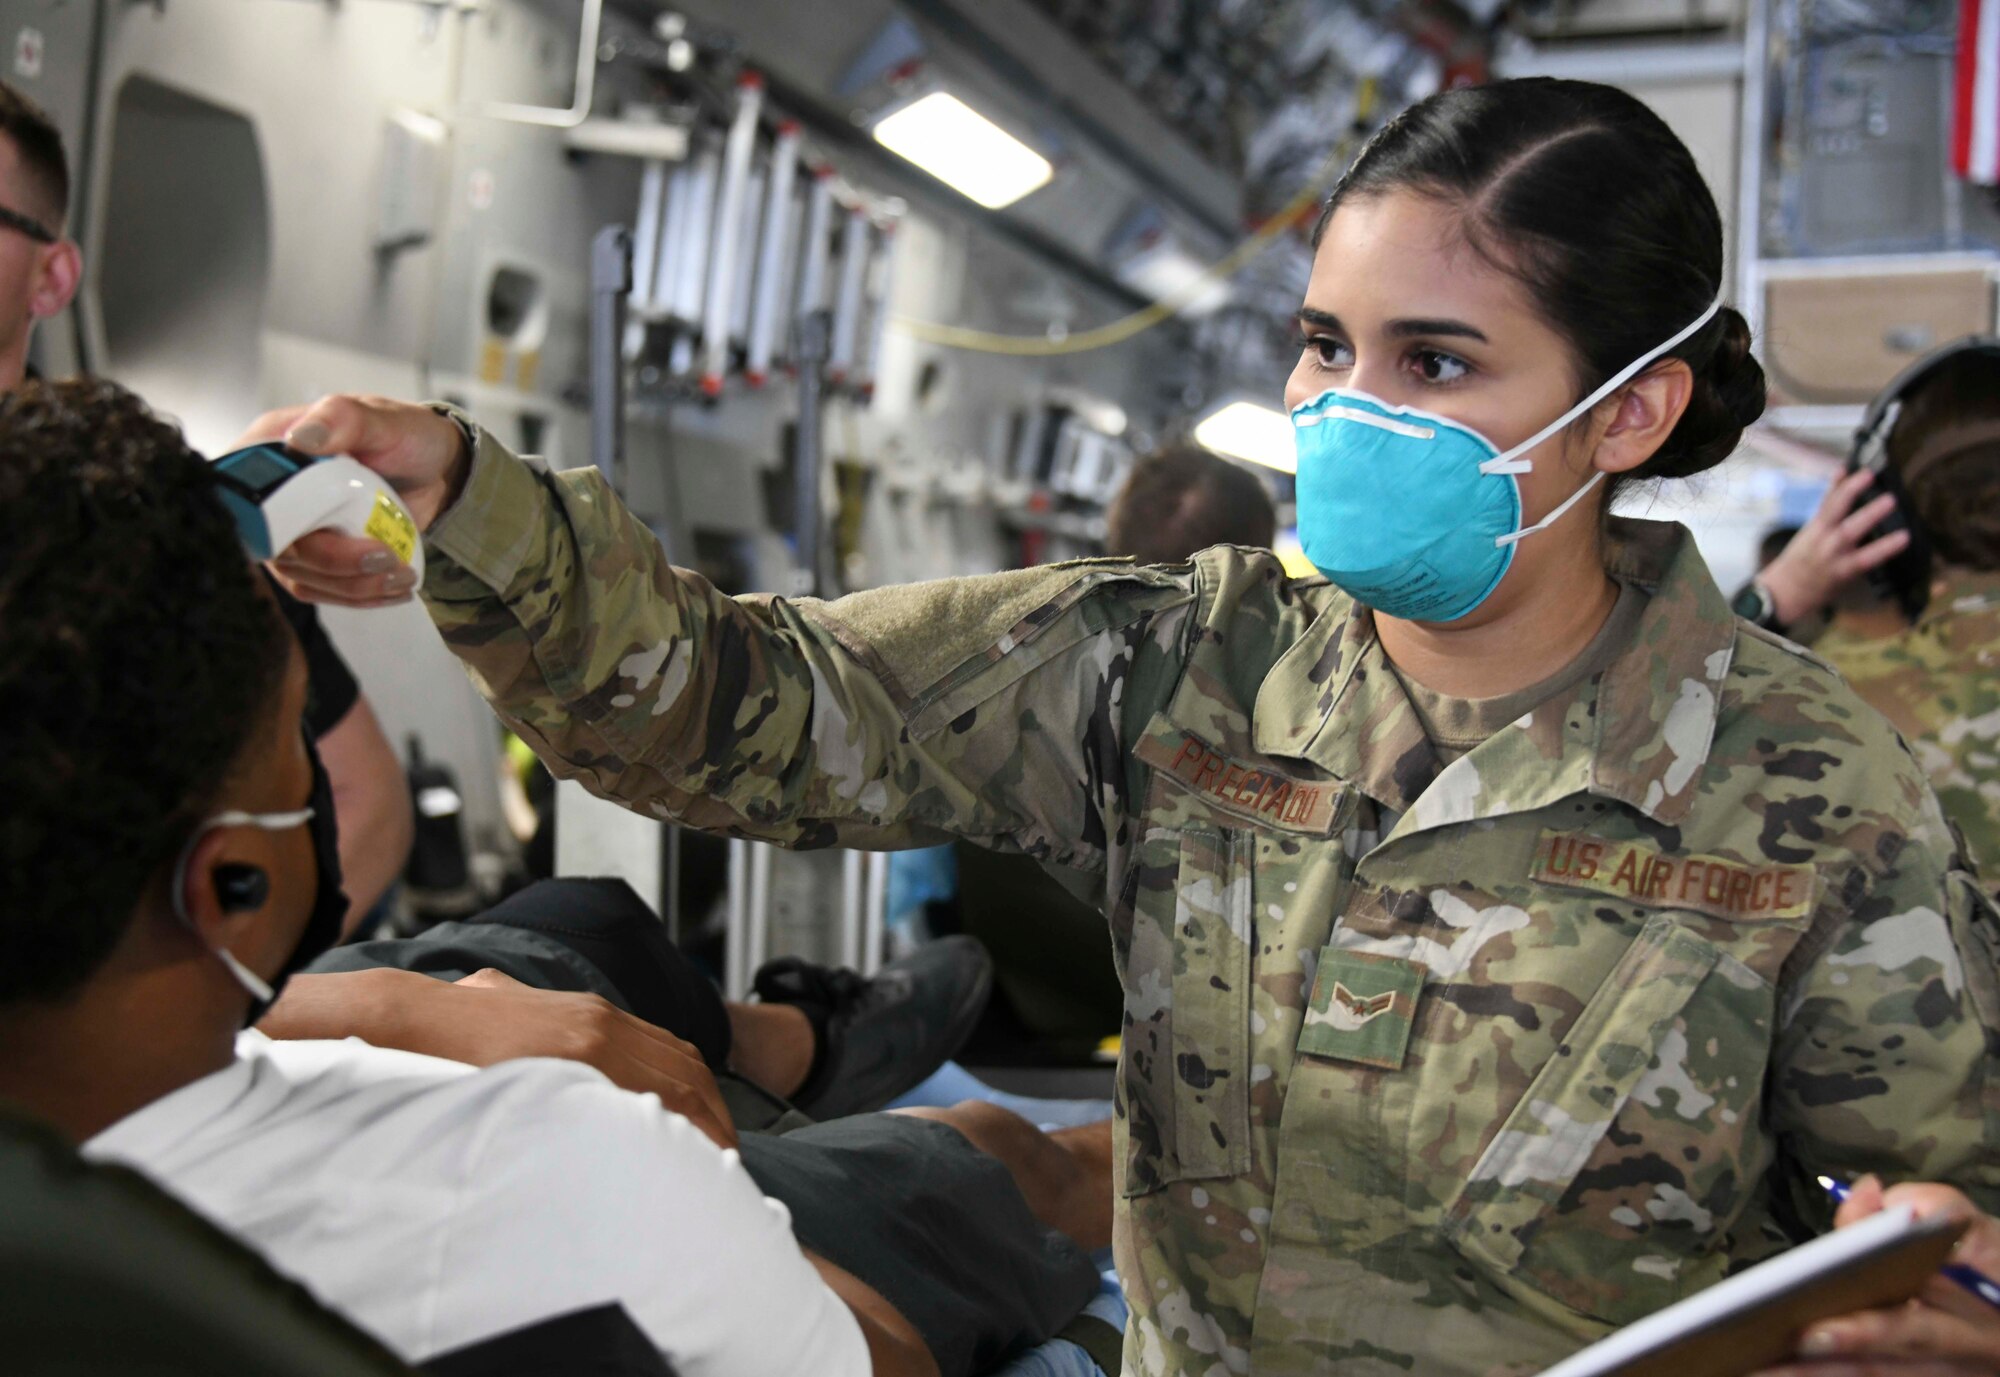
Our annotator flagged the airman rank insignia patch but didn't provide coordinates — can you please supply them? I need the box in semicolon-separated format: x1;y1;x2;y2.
1529;829;1815;922
1297;949;1425;1070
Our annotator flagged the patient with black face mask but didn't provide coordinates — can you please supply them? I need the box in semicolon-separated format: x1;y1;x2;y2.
0;378;1116;1377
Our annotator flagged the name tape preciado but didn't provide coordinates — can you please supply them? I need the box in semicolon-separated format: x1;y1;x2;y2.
1138;731;1341;834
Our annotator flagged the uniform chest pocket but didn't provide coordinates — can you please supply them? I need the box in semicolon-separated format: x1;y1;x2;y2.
1117;826;1254;1197
1441;912;1747;1326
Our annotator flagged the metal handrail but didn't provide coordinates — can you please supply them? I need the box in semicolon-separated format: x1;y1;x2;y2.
483;0;603;128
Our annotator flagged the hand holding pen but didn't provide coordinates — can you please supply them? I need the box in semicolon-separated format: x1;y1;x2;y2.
1755;1176;2000;1375
1820;1176;2000;1315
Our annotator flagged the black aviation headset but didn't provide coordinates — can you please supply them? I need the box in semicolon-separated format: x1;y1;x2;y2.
1842;334;2000;622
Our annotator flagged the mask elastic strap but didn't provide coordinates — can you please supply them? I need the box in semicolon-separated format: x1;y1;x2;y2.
1486;298;1726;473
214;949;277;1003
168;807;316;1004
1496;470;1605;547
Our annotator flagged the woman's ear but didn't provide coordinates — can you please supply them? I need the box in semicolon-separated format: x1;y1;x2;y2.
1592;359;1694;477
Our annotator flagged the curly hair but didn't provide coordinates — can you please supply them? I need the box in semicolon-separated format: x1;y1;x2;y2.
0;378;289;1003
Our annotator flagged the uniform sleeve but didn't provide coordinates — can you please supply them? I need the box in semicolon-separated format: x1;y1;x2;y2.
418;421;1196;870
1772;781;2000;1216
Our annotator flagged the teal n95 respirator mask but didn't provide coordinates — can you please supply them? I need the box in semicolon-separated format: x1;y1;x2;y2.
1290;300;1722;622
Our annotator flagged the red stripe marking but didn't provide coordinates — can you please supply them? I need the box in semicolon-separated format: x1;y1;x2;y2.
1956;0;1981;176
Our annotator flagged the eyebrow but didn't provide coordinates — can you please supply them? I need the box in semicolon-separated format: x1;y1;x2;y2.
1389;317;1489;343
1294;307;1490;344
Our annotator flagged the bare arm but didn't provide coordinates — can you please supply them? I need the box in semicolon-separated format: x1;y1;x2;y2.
805;1250;941;1377
315;694;414;935
258;967;739;1148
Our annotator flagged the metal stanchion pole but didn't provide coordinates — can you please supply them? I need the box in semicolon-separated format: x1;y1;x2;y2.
588;225;631;492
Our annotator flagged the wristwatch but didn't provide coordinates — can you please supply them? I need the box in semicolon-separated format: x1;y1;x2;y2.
1730;579;1784;634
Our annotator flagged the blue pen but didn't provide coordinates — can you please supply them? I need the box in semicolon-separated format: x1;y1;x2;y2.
1818;1174;2000;1313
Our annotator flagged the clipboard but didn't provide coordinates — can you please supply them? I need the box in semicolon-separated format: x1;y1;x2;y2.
1540;1205;1968;1377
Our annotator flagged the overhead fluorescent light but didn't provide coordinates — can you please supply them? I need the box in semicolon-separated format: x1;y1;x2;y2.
872;91;1053;210
1194;400;1296;473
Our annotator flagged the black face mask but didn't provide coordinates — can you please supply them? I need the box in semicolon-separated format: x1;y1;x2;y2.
272;733;348;1021
171;731;349;1026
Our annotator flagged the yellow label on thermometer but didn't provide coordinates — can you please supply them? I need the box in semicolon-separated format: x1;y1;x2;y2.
365;491;418;566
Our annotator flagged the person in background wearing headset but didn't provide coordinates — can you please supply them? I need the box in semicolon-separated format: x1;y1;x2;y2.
1732;338;2000;894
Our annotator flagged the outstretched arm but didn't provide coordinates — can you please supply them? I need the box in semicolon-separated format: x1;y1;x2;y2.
240;395;1195;874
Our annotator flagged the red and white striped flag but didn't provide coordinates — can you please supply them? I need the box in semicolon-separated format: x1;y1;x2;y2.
1956;0;2000;184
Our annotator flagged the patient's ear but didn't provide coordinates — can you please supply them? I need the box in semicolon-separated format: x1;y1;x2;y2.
175;828;276;957
30;238;79;320
174;828;239;947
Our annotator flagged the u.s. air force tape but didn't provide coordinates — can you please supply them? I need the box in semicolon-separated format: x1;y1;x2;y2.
1530;829;1814;922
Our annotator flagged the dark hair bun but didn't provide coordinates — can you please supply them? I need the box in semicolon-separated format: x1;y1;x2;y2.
1641;307;1766;481
1319;80;1767;486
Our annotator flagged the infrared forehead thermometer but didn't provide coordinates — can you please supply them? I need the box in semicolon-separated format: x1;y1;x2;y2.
210;443;423;585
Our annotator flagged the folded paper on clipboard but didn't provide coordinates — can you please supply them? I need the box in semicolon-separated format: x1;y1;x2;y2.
1540;1205;1967;1377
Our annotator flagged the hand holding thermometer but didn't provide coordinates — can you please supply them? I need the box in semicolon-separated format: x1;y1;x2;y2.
209;443;423;586
1819;1175;2000;1313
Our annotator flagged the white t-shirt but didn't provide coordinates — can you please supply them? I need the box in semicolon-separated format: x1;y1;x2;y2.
84;1032;869;1377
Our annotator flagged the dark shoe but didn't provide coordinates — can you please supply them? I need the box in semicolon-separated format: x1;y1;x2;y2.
752;936;993;1119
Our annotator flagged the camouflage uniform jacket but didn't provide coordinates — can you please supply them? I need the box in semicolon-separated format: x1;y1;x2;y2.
420;425;2000;1377
1816;568;2000;897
